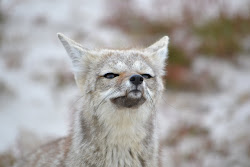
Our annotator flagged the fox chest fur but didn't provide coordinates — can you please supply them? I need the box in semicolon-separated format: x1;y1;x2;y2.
65;104;157;167
15;33;169;167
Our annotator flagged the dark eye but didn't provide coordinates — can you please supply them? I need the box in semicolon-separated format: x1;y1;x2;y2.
103;73;119;79
141;74;153;79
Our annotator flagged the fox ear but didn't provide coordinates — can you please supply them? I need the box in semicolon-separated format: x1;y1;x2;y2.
57;33;91;90
57;33;87;68
145;36;169;74
146;36;169;62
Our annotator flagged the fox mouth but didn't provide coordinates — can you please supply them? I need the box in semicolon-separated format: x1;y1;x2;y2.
111;90;146;108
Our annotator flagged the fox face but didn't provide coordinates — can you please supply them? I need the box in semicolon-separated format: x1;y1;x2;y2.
95;50;162;109
58;33;169;115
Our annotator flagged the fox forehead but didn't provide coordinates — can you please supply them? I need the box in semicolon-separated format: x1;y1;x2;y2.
96;51;155;75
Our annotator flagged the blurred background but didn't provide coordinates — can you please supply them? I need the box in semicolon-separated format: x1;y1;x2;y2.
0;0;250;166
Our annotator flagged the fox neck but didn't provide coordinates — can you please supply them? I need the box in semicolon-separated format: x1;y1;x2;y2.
70;100;158;166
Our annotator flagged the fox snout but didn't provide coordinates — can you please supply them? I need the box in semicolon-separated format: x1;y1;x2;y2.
127;74;144;100
110;74;147;109
129;75;143;86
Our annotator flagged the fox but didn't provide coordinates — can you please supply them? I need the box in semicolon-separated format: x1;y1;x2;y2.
15;33;169;167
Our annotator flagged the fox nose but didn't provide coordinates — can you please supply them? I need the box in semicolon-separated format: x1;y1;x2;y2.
130;75;143;86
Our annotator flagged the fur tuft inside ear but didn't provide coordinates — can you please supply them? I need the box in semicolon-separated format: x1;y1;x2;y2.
146;36;169;61
156;45;168;63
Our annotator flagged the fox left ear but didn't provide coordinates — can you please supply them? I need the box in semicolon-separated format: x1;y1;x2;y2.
145;36;169;69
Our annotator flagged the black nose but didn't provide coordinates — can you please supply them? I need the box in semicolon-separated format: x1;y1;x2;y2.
130;75;143;86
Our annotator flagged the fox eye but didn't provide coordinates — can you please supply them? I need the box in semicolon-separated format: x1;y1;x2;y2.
103;73;119;79
141;74;153;79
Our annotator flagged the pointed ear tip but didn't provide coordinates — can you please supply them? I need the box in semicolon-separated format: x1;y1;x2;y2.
57;33;67;42
57;32;62;38
162;36;169;43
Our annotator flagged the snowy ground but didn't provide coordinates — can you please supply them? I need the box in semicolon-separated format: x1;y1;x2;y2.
0;0;249;167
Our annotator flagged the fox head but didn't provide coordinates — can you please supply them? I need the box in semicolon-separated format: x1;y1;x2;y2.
58;33;169;115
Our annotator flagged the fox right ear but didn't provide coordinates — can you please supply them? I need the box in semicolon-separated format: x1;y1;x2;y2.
57;33;92;91
57;33;87;67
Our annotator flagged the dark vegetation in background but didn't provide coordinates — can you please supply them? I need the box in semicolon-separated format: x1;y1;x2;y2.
104;0;250;90
194;14;250;58
0;151;16;167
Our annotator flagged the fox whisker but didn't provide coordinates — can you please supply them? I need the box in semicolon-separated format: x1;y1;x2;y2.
68;95;85;113
161;92;178;111
94;86;124;112
145;89;156;113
